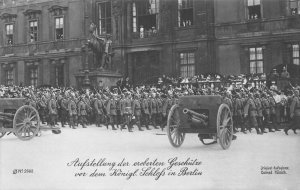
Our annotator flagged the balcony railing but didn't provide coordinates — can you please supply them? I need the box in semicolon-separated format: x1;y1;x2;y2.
132;30;159;39
0;38;87;56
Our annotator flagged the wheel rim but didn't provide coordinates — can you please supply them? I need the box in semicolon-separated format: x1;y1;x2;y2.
217;104;233;150
0;128;6;138
13;105;40;141
167;104;185;147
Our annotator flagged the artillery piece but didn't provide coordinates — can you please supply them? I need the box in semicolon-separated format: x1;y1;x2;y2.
0;98;61;141
167;95;235;149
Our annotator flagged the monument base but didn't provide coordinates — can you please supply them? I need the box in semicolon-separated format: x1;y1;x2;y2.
75;69;123;89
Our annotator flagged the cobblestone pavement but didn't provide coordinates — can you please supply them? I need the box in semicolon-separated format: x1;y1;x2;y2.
0;124;299;190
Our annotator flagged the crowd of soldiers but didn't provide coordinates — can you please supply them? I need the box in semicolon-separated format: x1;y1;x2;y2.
0;83;299;135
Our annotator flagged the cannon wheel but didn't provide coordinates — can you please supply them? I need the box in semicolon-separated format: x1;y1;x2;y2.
167;104;185;147
13;105;40;141
0;129;6;138
217;104;233;150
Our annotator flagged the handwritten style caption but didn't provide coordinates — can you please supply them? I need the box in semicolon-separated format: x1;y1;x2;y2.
67;157;202;180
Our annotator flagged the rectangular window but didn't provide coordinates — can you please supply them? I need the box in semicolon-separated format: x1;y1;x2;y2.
29;67;38;86
292;44;300;65
248;0;261;19
5;24;13;45
55;17;64;40
133;2;137;32
249;47;263;74
29;20;38;42
5;69;14;86
133;0;159;38
179;52;195;77
290;0;300;15
98;2;112;35
178;0;193;27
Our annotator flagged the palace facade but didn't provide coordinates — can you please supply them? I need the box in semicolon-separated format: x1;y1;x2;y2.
0;0;300;87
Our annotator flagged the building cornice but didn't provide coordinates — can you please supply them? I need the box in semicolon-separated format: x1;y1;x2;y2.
23;9;42;16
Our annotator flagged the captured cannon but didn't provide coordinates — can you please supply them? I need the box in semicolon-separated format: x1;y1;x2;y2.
0;98;61;141
167;95;234;149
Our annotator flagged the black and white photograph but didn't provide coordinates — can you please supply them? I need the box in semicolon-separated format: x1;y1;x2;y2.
0;0;299;189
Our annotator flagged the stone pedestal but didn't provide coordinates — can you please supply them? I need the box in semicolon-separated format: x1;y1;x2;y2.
75;69;123;89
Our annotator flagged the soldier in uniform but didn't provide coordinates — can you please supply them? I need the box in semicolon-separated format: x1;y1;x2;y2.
106;94;118;130
222;92;233;113
68;93;77;129
56;92;63;126
120;92;134;132
254;92;266;133
244;92;262;134
268;92;280;131
160;93;168;130
141;92;151;130
94;94;105;127
233;93;245;133
132;93;144;131
149;92;159;129
156;93;164;130
60;92;69;128
84;94;93;125
48;92;57;128
38;92;48;124
261;92;272;132
78;95;88;128
116;90;123;129
284;89;300;135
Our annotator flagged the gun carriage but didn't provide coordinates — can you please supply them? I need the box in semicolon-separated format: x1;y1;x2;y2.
167;95;234;149
0;98;60;141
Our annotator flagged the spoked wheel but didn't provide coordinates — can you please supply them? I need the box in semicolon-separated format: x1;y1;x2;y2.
217;104;233;150
167;104;185;148
0;128;6;138
13;105;40;141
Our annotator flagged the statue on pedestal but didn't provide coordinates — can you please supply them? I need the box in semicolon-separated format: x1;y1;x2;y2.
86;23;114;70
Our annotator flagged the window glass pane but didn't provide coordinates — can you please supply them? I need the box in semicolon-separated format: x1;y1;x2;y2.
188;65;195;77
188;53;195;64
250;61;256;73
106;2;111;17
133;2;136;16
257;61;263;73
256;47;263;59
293;59;300;65
291;1;297;8
292;44;299;57
254;0;260;5
55;18;59;28
293;49;299;58
249;48;256;60
178;0;182;9
248;0;254;6
180;66;187;77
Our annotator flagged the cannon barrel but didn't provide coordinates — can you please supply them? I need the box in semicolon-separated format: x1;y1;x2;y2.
183;108;208;121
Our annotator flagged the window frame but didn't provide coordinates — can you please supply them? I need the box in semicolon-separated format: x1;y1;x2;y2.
5;23;14;45
289;0;300;15
178;0;194;27
29;19;38;42
29;66;38;87
249;47;264;74
246;0;262;20
5;68;14;86
54;16;64;40
179;51;195;78
132;0;160;37
98;1;112;35
292;44;300;65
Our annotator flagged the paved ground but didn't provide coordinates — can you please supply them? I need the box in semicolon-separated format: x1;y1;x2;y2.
0;124;299;190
